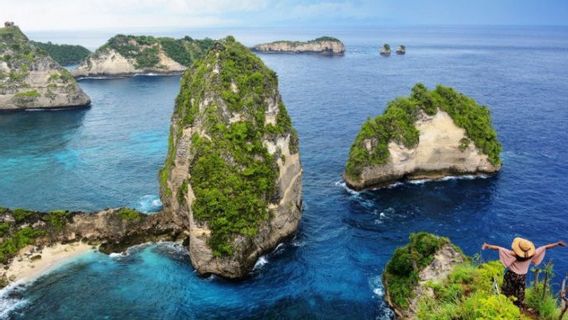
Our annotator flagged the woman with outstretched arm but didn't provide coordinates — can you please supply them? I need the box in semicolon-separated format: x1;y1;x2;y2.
482;238;565;308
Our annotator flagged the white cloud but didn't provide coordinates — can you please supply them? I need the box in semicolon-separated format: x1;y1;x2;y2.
0;0;269;30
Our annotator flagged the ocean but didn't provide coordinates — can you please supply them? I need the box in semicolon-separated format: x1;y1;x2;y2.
1;26;568;319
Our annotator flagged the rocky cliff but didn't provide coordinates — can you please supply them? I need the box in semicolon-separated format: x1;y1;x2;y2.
383;233;465;319
252;36;345;55
160;36;302;279
344;84;502;190
0;207;182;286
73;35;214;78
0;24;91;111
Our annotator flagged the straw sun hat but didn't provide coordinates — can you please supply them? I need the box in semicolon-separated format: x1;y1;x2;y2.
512;237;536;259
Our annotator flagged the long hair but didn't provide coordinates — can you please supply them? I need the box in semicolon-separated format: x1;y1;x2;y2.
514;254;532;262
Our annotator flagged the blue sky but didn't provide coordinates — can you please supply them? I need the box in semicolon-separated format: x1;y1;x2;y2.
1;0;567;31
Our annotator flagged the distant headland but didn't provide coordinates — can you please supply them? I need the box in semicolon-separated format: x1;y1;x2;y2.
252;36;345;55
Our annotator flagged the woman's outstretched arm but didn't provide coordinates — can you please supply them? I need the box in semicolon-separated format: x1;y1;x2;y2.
543;240;566;250
482;243;505;251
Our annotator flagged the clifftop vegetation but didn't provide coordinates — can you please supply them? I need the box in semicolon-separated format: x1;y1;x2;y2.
96;34;214;69
30;41;90;65
345;84;502;179
162;36;299;257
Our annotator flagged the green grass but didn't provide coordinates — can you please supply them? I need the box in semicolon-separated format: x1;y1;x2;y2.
345;83;502;179
164;37;298;257
117;208;142;221
15;90;40;98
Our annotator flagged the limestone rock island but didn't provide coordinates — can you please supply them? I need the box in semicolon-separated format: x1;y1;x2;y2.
380;43;391;56
160;36;303;278
73;35;214;78
344;84;501;190
0;22;90;111
252;36;345;55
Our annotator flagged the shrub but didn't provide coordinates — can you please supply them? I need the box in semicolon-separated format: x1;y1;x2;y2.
0;222;10;236
117;208;141;221
0;227;46;263
12;208;34;222
42;210;70;232
30;41;90;65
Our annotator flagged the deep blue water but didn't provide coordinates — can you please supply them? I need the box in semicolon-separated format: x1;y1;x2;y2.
2;26;568;319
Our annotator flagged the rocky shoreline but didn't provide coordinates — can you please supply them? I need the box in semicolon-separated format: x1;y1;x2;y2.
0;207;182;288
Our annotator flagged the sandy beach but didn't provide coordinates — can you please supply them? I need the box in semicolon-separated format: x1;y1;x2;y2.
3;242;95;284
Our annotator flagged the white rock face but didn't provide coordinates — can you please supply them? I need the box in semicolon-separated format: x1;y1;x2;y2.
345;110;500;189
73;47;186;78
253;39;345;55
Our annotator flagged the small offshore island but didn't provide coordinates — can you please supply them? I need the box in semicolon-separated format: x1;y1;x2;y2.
252;36;345;55
0;36;302;285
73;34;214;78
384;233;563;319
344;83;502;190
0;22;90;111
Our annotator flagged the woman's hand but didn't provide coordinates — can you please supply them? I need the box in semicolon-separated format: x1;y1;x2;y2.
558;240;566;247
482;243;490;250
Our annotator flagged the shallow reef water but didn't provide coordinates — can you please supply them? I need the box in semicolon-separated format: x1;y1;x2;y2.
1;26;568;319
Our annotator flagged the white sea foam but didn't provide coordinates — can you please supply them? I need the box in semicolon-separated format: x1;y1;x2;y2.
137;195;162;213
0;282;29;319
109;252;128;259
369;276;384;298
253;256;269;270
335;180;361;196
110;242;152;259
272;243;285;255
76;76;124;80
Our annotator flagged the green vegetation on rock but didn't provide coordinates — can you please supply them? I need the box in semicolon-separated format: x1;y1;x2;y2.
97;34;214;69
164;37;298;257
117;208;142;221
0;227;46;264
384;232;456;309
30;41;90;65
345;84;502;179
0;25;41;88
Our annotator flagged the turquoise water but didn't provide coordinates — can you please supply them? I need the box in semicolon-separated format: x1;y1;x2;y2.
2;26;568;319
